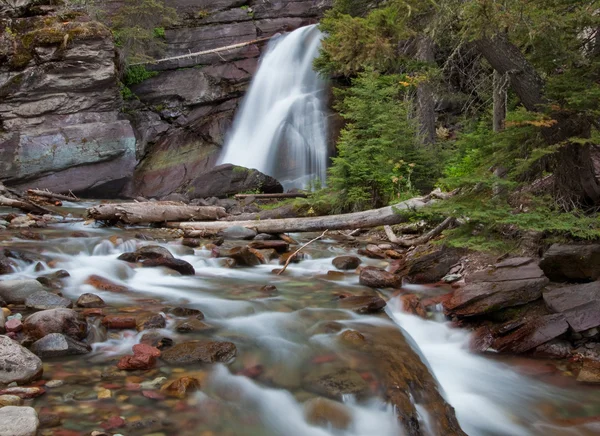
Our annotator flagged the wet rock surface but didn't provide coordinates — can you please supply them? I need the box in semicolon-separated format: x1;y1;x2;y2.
161;341;237;365
332;255;361;270
0;336;43;385
359;267;401;288
24;308;87;341
0;279;45;304
25;290;72;310
30;333;91;358
395;244;461;284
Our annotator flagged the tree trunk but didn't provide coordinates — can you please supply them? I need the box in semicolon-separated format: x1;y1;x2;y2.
476;34;597;207
167;196;432;235
492;70;507;132
0;195;54;215
416;36;436;144
87;202;227;224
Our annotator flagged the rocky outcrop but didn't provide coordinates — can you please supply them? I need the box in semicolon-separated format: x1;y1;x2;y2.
123;0;333;198
0;8;136;196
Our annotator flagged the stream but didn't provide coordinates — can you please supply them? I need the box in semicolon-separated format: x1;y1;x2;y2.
1;207;600;436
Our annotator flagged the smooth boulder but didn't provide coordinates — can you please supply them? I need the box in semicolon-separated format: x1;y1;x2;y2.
0;279;45;304
359;267;400;288
161;341;237;365
30;333;91;358
0;336;43;385
0;406;39;436
332;256;361;270
25;291;72;310
24;308;87;341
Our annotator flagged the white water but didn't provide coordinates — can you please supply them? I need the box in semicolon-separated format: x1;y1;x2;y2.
218;25;329;190
3;234;594;435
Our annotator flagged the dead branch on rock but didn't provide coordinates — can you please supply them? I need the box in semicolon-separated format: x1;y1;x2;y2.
87;202;228;224
277;230;328;275
384;217;456;247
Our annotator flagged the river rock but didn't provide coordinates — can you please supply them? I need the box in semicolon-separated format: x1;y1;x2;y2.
543;282;600;332
118;245;174;263
220;226;257;240
492;314;569;354
0;336;42;385
182;238;202;248
0;394;23;406
117;344;161;371
540;244;600;282
183;164;284;199
76;293;105;308
0;254;15;275
304;397;352;429
225;246;264;266
102;315;136;330
25;291;72;310
30;333;91;358
338;295;386;314
176;317;215;333
84;275;128;293
577;359;600;383
161;341;237;365
0;406;39;436
359;267;400;288
395;244;461;284
248;240;289;252
303;368;369;399
0;279;45;304
163;307;203;318
140;257;195;275
24;308;87;340
332;256;361;270
444;258;549;317
36;270;70;289
5;318;22;333
160;376;201;398
136;313;167;331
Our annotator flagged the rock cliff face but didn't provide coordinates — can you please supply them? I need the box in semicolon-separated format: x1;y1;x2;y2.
0;3;136;197
0;0;331;197
123;0;332;198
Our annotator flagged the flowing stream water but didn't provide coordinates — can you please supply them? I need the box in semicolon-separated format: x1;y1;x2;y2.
2;213;600;435
218;25;329;190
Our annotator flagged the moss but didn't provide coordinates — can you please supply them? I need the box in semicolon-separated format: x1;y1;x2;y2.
232;165;249;175
6;16;111;70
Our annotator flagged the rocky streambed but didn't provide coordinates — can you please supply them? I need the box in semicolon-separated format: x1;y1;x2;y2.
0;203;600;436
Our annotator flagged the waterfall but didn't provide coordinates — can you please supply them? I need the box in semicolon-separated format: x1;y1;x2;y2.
218;25;329;190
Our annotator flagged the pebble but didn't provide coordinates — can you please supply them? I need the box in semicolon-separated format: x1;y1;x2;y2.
0;394;23;406
139;377;167;390
97;389;112;399
45;380;64;388
5;318;23;333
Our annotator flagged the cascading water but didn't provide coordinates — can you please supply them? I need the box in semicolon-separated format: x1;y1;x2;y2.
218;25;329;190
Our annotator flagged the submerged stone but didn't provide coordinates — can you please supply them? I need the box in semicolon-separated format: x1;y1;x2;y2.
161;341;237;365
332;255;361;270
30;333;91;358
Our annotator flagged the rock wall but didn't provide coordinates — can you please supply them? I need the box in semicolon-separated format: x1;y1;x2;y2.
0;3;136;197
0;0;332;198
123;0;333;198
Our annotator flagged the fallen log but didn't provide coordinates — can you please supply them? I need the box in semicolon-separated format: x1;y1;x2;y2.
234;193;307;199
167;196;431;235
27;189;80;202
87;202;228;224
0;195;54;214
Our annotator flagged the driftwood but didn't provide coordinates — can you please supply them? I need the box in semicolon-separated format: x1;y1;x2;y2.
27;189;80;202
277;230;328;275
234;193;307;199
384;217;456;247
168;196;431;236
0;195;54;215
87;202;228;224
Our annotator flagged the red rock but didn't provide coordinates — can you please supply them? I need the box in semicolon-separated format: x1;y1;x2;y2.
142;390;166;400
359;267;400;288
492;314;569;354
85;275;128;293
140;257;195;275
237;365;264;379
102;315;136;329
5;318;22;333
81;308;104;317
132;343;161;357
101;416;126;430
117;353;156;371
312;354;337;364
399;294;427;318
469;326;494;352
